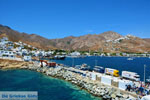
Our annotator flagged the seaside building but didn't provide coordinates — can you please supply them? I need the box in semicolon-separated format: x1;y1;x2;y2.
70;51;81;57
23;56;32;61
116;53;121;56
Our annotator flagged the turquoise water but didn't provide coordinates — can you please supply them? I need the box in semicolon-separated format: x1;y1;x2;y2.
0;69;101;100
1;57;149;100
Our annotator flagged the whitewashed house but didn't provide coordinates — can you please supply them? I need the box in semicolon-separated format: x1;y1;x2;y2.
35;50;43;57
40;51;46;56
116;53;121;56
23;56;32;61
0;50;15;58
70;51;81;57
0;40;8;45
122;53;127;56
0;50;3;57
107;53;111;56
34;51;40;57
48;50;54;55
0;37;9;46
85;52;90;56
0;37;8;42
61;52;67;55
22;49;29;55
16;47;23;51
100;53;105;56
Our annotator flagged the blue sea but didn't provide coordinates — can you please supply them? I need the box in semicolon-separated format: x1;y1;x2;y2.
0;69;101;100
0;56;150;100
52;56;150;81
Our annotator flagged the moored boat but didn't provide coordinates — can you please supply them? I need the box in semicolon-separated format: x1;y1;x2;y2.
75;63;90;71
127;57;133;60
146;79;150;83
54;55;66;60
93;66;104;73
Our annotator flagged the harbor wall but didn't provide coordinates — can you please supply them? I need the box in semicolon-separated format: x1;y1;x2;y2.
0;59;138;100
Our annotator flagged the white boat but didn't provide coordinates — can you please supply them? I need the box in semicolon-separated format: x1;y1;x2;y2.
127;57;133;60
146;79;150;83
75;63;90;70
67;55;80;58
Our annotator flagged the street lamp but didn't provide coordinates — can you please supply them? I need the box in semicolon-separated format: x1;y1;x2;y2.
144;65;146;86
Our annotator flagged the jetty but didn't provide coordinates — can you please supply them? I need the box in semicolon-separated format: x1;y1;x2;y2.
0;59;145;100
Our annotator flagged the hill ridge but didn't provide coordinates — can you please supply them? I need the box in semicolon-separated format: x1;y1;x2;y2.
0;24;150;53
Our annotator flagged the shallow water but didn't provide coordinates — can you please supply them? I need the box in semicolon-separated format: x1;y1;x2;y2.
0;69;101;100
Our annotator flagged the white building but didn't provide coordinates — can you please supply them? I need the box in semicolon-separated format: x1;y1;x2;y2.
0;50;15;58
107;53;111;56
70;51;80;57
122;53;127;56
23;56;32;61
116;53;121;56
22;49;29;55
0;37;8;42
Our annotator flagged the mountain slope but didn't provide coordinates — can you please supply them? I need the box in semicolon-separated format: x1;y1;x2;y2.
143;38;150;43
50;31;123;50
0;25;56;49
0;24;150;53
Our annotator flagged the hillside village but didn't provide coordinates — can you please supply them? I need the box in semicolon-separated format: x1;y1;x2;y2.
0;37;150;62
1;24;150;53
0;37;54;61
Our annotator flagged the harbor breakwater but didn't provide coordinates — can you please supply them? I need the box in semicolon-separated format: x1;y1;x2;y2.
0;59;137;100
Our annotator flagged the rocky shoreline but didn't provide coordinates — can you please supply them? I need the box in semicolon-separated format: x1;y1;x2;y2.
0;59;34;69
43;67;137;100
0;59;138;100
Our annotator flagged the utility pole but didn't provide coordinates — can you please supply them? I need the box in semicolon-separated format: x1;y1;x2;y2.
95;59;97;66
95;54;98;66
144;65;146;85
72;57;74;67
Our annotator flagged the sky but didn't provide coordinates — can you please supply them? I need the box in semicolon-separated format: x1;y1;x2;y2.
0;0;150;39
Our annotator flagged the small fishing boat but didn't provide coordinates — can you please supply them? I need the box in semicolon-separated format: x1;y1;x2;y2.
127;57;133;60
75;63;90;71
146;79;150;83
93;66;104;73
54;55;66;60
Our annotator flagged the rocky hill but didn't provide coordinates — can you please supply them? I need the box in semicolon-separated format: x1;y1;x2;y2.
0;25;56;49
50;31;122;51
0;24;150;53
